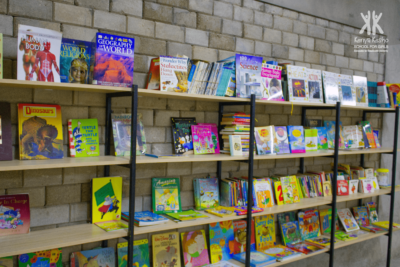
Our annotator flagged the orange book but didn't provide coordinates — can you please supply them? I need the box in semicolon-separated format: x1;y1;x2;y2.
146;57;160;90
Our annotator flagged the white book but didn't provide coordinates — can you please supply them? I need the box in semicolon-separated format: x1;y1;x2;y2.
287;65;309;102
377;82;390;107
307;69;324;103
349;180;359;194
338;74;357;106
343;125;359;149
353;76;369;107
188;61;202;93
337;208;360;232
159;56;188;93
322;71;340;104
361;179;375;193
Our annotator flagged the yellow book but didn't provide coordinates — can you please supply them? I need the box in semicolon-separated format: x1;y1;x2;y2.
205;206;236;217
295;177;304;199
254;179;274;209
323;181;332;196
255;215;276;250
152;232;181;267
372;221;400;230
289;175;301;203
274;181;284;205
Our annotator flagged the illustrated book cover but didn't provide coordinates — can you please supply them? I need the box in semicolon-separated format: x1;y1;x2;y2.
0;194;30;236
0;257;12;267
322;71;340;104
152;232;181;267
19;249;62;267
262;245;301;262
287;65;309;102
194;178;219;210
304;129;318;152
191;125;215;155
146;57;160;90
235;54;263;99
324;121;345;149
198;123;220;154
338;74;356;106
352;207;370;227
171;117;196;154
254;126;275;155
353;76;369;107
152;178;181;214
286;241;324;255
128;211;169;226
0;102;12;161
307;69;323;103
366;202;379;223
274;126;290;154
319;208;339;234
281;221;301;245
181;230;210;267
337;180;349;196
160;56;188;93
209;221;235;263
232;220;256;254
60;38;91;84
68;119;99;157
287;126;305;153
117;240;150;267
337;208;360;232
313;127;328;150
255;215;276;250
71;247;114;267
254;179;274;209
260;64;284;101
229;135;243;156
298;209;321;240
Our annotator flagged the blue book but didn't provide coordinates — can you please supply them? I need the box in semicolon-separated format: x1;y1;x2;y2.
187;64;197;89
266;60;278;65
71;248;115;267
125;211;169;226
312;127;328;150
236;54;263;99
287;126;305;153
60;38;91;84
232;251;276;267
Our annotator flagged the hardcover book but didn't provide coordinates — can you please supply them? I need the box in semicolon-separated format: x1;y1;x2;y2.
254;179;274;208
324;121;345;149
152;178;181;214
359;121;376;148
194;178;219;210
68;119;99;157
0;194;30;236
298;209;321;240
274;126;290;154
319;208;339;234
287;65;309;102
352;207;370;227
209;221;235;263
160;56;188;93
206;207;236;217
281;221;301;245
126;211;169;226
322;71;340;104
338;74;356;106
191;125;215;155
273;181;284;205
286;241;324;255
304;129;318;152
254;126;275;155
287;126;305;153
353;76;369;107
235;54;263;99
18;103;64;160
366;202;379;223
260;64;284;101
166;209;208;222
277;212;296;225
307;69;323;103
255;215;276;250
19;249;62;267
280;177;293;204
342;125;362;149
232;220;256;254
232;251;276;267
181;230;210;267
117;240;150;267
146;57;160;89
71;248;114;267
337;208;360;232
171;117;196;154
198;123;220;153
337;180;349;196
152;232;181;267
60;38;91;84
349;180;359;194
372;221;400;230
0;102;12;161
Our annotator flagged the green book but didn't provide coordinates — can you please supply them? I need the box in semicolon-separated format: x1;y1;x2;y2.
152;178;182;214
304;129;318;152
165;209;208;222
68;118;100;157
118;239;150;267
281;221;301;245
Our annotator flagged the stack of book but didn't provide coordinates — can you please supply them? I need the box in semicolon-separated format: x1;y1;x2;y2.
220;113;251;156
122;211;169;227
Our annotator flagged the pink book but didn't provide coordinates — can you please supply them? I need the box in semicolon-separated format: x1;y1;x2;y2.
261;64;284;101
191;125;215;155
198;123;220;153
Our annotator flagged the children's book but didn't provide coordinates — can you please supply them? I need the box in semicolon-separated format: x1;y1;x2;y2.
287;65;309;102
171;117;196;154
352;207;370;227
160;56;188;93
204;261;241;267
305;236;334;247
366;202;379;223
233;206;263;216
209;221;235;263
319;208;339;234
289;176;301;203
324;121;345;149
304;129;318;152
206;207;236;218
60;38;91;84
280;177;294;204
342;125;361;149
261;245;301;262
260;64;284;101
235;54;263;99
372;221;400;230
348;180;359;194
18;103;63;160
254;126;275;155
152;178;181;214
287;126;305;153
232;220;256;254
359;121;376;148
273;181;284;205
181;230;210;267
19;249;62;267
0;102;12;161
152;232;181;267
192;125;215;154
232;251;276;267
117;240;150;267
254;179;274;208
322;181;332;196
68;119;99;157
129;211;169;226
274;126;290;154
334;231;357;241
229;135;243;156
0;257;12;267
361;179;374;193
377;81;390;107
146;57;160;89
255;215;276;250
322;71;340;104
313;127;328;150
111;113;147;156
353;76;369;107
371;177;380;190
307;69;323;103
280;221;301;245
338;74;356;106
71;248;114;267
373;130;381;148
0;194;30;236
194;178;219;210
298;209;321;240
337;208;360;232
198;123;220;153
165;209;209;222
337;180;349;196
286;242;324;255
277;212;296;225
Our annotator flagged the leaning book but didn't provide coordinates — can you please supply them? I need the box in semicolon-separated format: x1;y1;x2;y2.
68;119;100;157
152;178;182;214
152;232;181;267
160;56;188;93
71;247;114;267
0;194;30;236
19;249;62;267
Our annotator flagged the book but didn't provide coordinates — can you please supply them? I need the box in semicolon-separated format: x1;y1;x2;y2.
306;236;334;247
360;179;374;193
261;245;301;262
194;178;219;210
342;125;361;149
0;257;12;267
338;74;356;106
160;56;188;93
171;117;196;154
124;211;169;226
233;206;263;216
232;251;276;267
152;178;181;214
337;208;360;232
324;121;345;149
287;126;305;153
372;221;400;230
289;176;301;203
0;102;12;161
152;232;181;267
0;194;30;236
255;215;276;250
192;125;215;154
229;135;243;156
181;230;210;267
359;121;376;148
165;209;208;222
319;208;339;234
117;240;150;267
198;123;220;153
348;180;359;194
146;57;160;89
235;54;263;99
280;221;301;245
232;220;256;254
71;247;114;267
254;126;275;155
334;231;357;241
60;38;91;84
353;76;369;107
254;179;274;209
260;64;284;101
368;81;378;107
286;241;324;255
19;249;62;267
337;180;349;196
111;113;147;156
280;177;294;204
387;83;400;105
18;103;64;160
68;119;99;157
352;207;370;227
307;69;323;103
274;126;290;154
377;81;390;107
209;221;235;263
206;207;236;217
204;261;241;267
273;181;284;205
90;32;134;87
373;130;381;148
323;181;332;196
287;65;309;102
17;25;62;82
277;212;296;225
314;127;328;150
298;209;321;240
304;129;318;152
322;71;340;104
366;202;379;223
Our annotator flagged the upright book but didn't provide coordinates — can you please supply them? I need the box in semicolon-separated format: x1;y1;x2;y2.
171;117;196;154
304;129;318;152
354;76;369;107
298;209;321;240
68;119;100;157
287;65;309;102
274;126;290;154
160;56;188;93
307;69;323;103
255;215;276;250
152;232;181;267
0;102;12;161
322;71;340;104
19;249;62;267
287;126;305;153
280;221;301;245
146;57;160;90
192;125;215;154
152;178;182;214
117;240;150;267
60;38;91;84
232;220;256;254
209;221;235;263
193;178;219;210
254;126;275;155
338;74;356;106
235;54;263;99
181;230;210;267
260;64;284;101
71;247;114;267
0;194;30;236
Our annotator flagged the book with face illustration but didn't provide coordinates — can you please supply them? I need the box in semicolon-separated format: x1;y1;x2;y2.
274;126;290;154
255;215;276;250
260;64;284;101
287;65;309;102
337;208;360;232
322;71;340;104
181;230;210;267
353;76;369;107
338;74;357;106
307;69;323;103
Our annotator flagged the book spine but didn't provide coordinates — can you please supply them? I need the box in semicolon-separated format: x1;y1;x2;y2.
68;120;75;157
187;64;197;90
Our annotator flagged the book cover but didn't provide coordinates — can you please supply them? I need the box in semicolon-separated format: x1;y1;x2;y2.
90;32;134;87
373;130;381;148
287;126;305;153
305;119;323;127
337;208;360;232
192;125;215;155
342;125;360;149
353;76;369;107
0;257;12;267
146;57;160;90
307;69;323;103
60;38;91;84
166;209;208;221
337;180;349;196
281;177;294;204
372;221;400;230
368;81;378;107
126;211;169;225
298;209;321;240
197;178;219;210
304;129;318;152
322;71;340;104
319;208;336;234
206;207;236;218
277;212;296;225
209;221;235;263
171;117;196;154
359;121;376;148
274;126;290;154
260;64;284;101
281;221;301;245
273;181;284;205
314;127;328;150
231;220;255;254
254;126;275;155
152;232;181;267
289;176;301;203
0;102;12;161
111;113;147;156
338;74;356;106
232;251;276;267
254;179;274;208
323;181;332;196
19;249;62;267
181;230;210;267
262;245;301;262
324;121;345;149
152;178;181;214
17;25;62;82
18;103;63;160
160;56;188;93
235;54;263;99
305;236;333;247
71;248;114;267
229;135;243;156
68;119;99;157
361;179;374;193
0;194;30;236
352;207;370;227
117;240;150;267
287;65;309;102
198;123;220;154
286;241;324;255
255;215;276;250
377;81;390;107
366;202;379;223
349;180;359;194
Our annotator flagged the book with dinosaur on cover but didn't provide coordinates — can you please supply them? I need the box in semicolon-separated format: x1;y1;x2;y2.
68;119;99;157
19;249;62;267
18;103;64;160
117;240;150;267
152;232;181;267
209;221;235;263
71;248;114;267
0;194;30;236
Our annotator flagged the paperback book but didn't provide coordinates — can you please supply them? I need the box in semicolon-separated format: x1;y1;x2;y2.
304;129;318;152
353;76;369;107
287;65;309;102
232;220;256;254
254;215;276;250
152;232;181;267
117;240;150;267
192;125;215;154
68;119;100;157
262;245;301;262
198;123;220;153
366;202;379;223
337;208;360;232
352;207;370;227
254;179;274;208
254;126;275;155
235;54;263;99
322;71;340;104
324;121;345;149
319;208;339;234
171;117;196;154
60;38;91;84
0;194;30;236
152;178;181;214
349;180;359;194
160;56;188;93
209;221;235;263
313;127;328;150
193;178;219;210
280;221;301;245
286;242;324;255
338;74;356;106
298;209;321;240
181;230;210;267
166;209;208;222
287;126;305;153
229;135;243;156
71;247;114;267
307;69;323;103
274;126;290;154
122;211;169;226
146;57;160;89
260;64;284;101
19;249;62;267
0;102;12;161
206;207;236;217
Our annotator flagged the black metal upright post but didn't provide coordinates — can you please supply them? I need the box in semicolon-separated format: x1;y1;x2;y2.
300;107;307;174
104;95;112;177
386;106;399;267
217;103;225;187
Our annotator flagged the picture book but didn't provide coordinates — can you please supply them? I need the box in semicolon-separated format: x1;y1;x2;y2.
260;64;284;101
152;232;181;267
60;38;91;84
334;231;357;241
194;178;219;210
274;126;290;154
152;178;181;214
206;207;236;217
0;257;12;267
117;240;149;267
254;179;274;208
146;57;160;89
232;251;276;267
277;212;296;225
192;125;215;154
129;211;169;226
232;220;256;254
0;102;12;161
338;74;356;106
322;71;340;104
280;221;301;245
298;209;321;240
286;241;324;255
304;129;318;152
353;76;369;107
90;32;134;87
324;121;345;149
160;56;188;93
273;181;284;205
352;207;370;227
198;123;220;153
366;202;379;223
373;130;381;148
235;54;263;99
166;209;208;222
209;221;235;263
17;25;62;82
314;127;328;150
289;176;301;203
342;125;361;149
233;206;263;216
361;179;374;193
229;135;243;156
371;177;380;190
359;121;376;148
305;236;334;247
181;230;210;267
18;103;63;160
307;69;323;103
262;245;301;262
255;215;276;250
337;180;349;196
287;126;305;153
19;249;62;267
287;65;309;102
71;248;114;267
281;177;294;204
171;117;196;154
68;119;99;157
377;81;390;107
254;126;275;155
337;208;360;232
349;180;359;194
319;208;339;234
323;181;332;196
204;261;241;267
0;194;30;236
372;221;400;230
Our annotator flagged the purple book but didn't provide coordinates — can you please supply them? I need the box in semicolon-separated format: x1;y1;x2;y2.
235;54;263;99
0;102;12;161
274;126;290;154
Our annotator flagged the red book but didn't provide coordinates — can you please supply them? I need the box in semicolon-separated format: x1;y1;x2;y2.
337;180;349;196
0;194;30;236
232;219;256;253
146;57;160;90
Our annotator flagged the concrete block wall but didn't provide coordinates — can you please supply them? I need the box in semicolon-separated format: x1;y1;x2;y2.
0;0;390;266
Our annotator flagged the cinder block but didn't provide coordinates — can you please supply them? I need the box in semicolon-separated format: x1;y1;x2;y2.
349;58;363;71
30;205;70;227
343;25;355;33
155;110;179;126
367;72;377;82
24;169;62;187
273;16;292;32
0;15;13;36
315;39;332;53
209;33;235;51
180;111;205;123
344;44;357;58
145;127;166;143
8;187;44;207
272;44;289;59
188;0;213;14
293;21;307;35
151;143;173;155
316;18;329;27
167;162;192;176
74;92;105;107
304;50;320;64
299;36;314;50
46;184;81;205
263;28;281;44
81;183;91;202
338;32;351;44
9;0;52;20
185;28;209;47
198;14;222;33
282;32;298;46
326;66;340;73
332;43;344;56
181;191;194;208
34;89;73;105
61;106;88;125
174;8;196;28
205;112;218;124
196;101;219;112
192;161;217;174
159;0;188;8
137;96;167;109
244;24;262;40
236;38;255;54
374;63;384;74
336;56;349;68
93;10;126;32
299;14;315;24
63;167;97;184
326;29;338;42
127;17;155;37
62;25;98;42
354;71;366;77
329;21;342;30
379;53;385;64
0;0;6;13
363;61;374;72
243;0;264;11
255;41;271;57
288;47;303;61
54;3;91;27
192;46;218;62
137;163;166;178
254;11;272;27
308;24;325;39
368;52;379;62
111;0;143;17
0;171;22;189
295;62;310;68
222;19;242;36
144;2;173;23
270;114;288;125
214;1;233;19
311;64;326;71
341;68;353;75
70;202;89;222
3;37;17;59
76;0;109;10
167;99;195;111
167;42;192;57
264;4;282;15
155;22;184;42
233;6;253;23
320;53;335;66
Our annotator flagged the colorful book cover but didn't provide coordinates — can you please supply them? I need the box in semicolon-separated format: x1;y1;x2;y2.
352;207;370;227
209;221;235;263
289;176;301;203
260;64;284;101
281;221;301;245
298;209;321;240
94;221;128;232
287;126;305;153
0;257;12;267
0;194;30;236
111;113;147;156
262;245;301;262
152;232;181;267
304;129;318;152
68;119;99;157
146;57;160;90
322;71;340;104
125;211;169;225
353;76;369;107
171;117;196;154
337;208;360;232
90;32;134;87
338;74;356;106
117;240;150;267
349;180;359;194
343;125;359;149
160;56;188;93
231;220;256;254
274;126;290;154
372;221;400;230
255;215;276;250
19;249;62;267
273;181;284;205
286;241;324;255
254;126;275;155
71;248;114;267
181;230;210;267
0;102;12;161
359;121;376;148
281;177;294;204
152;178;181;214
232;251;276;267
366;202;379;223
206;207;236;218
324;121;345;149
235;54;263;99
323;181;332;196
17;25;62;82
229;135;243;156
254;179;274;208
198;123;220;154
192;125;215;154
60;38;91;84
307;69;323;103
319;208;335;234
373;130;381;148
314;127;328;150
18;103;63;160
361;179;374;193
337;180;349;196
287;65;309;102
305;236;333;247
277;212;296;225
166;210;208;221
196;178;219;210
